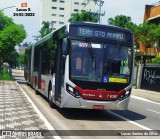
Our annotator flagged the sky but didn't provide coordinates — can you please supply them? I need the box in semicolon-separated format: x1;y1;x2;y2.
0;0;157;44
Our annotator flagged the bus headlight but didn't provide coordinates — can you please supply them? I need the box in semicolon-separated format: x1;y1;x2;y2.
66;84;81;98
118;90;131;101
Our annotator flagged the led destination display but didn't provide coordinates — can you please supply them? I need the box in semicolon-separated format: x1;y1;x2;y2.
77;27;127;41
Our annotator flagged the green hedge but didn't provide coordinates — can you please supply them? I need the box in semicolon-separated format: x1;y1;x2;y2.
0;68;11;80
152;56;160;64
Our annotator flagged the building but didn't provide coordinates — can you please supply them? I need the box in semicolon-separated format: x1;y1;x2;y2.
139;1;160;59
40;0;96;30
18;42;32;54
144;1;160;24
18;45;26;54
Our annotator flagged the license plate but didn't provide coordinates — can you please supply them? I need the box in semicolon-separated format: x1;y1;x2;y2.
93;105;105;110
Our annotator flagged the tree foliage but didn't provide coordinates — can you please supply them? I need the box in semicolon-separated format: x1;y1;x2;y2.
69;12;98;22
108;15;139;48
108;15;136;31
108;15;160;64
39;21;52;38
134;22;160;48
0;11;26;73
7;50;19;68
0;24;26;62
0;11;13;30
152;56;160;64
18;53;25;66
108;15;160;52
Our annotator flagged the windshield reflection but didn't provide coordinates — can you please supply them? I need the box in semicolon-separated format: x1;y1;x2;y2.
70;40;131;84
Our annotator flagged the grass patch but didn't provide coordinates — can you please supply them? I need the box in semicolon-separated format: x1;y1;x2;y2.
0;68;12;80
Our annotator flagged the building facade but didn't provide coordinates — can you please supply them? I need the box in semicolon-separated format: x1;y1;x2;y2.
40;0;95;30
139;1;160;58
144;1;160;24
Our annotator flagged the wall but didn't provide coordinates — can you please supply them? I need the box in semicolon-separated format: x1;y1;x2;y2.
141;64;160;92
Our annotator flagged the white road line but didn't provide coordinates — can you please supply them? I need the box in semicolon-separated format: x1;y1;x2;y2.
16;82;61;139
147;109;160;115
108;110;152;130
131;95;160;106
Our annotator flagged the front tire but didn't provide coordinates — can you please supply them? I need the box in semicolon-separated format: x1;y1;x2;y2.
48;85;56;108
35;89;39;95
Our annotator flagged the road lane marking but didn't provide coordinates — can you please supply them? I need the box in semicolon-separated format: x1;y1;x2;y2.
131;95;160;106
108;110;152;130
147;109;160;115
16;82;61;139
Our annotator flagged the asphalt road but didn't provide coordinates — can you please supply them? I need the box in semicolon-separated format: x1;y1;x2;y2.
12;69;160;139
121;95;160;130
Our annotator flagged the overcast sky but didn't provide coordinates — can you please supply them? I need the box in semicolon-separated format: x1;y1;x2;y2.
0;0;157;43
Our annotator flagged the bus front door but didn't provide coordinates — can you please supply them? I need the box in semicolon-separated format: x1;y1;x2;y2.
55;41;62;102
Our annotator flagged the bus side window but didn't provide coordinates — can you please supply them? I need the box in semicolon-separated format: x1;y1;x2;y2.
62;38;67;55
62;38;68;75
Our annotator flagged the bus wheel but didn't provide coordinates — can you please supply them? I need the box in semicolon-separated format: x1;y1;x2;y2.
48;86;55;108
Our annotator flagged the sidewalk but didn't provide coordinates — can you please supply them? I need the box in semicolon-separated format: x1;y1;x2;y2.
132;88;160;103
0;81;53;139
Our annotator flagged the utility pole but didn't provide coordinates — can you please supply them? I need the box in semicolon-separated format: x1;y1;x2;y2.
97;0;104;22
32;36;40;41
88;0;105;23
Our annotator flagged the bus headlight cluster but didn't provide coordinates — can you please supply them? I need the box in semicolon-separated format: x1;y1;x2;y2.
118;90;131;101
66;84;81;98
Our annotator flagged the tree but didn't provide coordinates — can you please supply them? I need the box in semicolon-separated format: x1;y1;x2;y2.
0;11;13;30
148;24;160;50
0;12;26;74
108;15;160;63
135;22;160;48
108;15;139;48
0;24;26;61
8;50;19;68
69;12;98;22
133;22;160;63
39;21;52;38
108;15;136;30
18;53;25;67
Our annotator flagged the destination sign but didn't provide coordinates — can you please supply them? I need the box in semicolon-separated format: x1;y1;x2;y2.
77;27;126;41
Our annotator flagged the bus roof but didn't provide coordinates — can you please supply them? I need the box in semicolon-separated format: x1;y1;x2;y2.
34;24;66;47
34;31;54;46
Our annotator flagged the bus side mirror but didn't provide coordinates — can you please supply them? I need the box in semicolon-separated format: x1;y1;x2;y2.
62;55;66;61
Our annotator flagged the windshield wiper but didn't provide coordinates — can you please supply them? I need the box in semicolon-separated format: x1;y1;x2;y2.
108;41;121;63
85;38;96;70
88;42;96;69
88;43;94;61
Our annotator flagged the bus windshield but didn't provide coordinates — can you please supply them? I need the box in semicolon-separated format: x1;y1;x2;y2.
70;40;132;84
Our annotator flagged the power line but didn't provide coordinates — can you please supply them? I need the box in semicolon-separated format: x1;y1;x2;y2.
0;6;15;12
